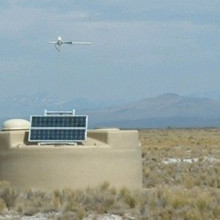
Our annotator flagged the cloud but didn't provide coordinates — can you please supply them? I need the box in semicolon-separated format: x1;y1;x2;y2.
2;0;219;24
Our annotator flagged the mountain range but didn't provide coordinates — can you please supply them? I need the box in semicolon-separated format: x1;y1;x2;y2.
1;93;220;128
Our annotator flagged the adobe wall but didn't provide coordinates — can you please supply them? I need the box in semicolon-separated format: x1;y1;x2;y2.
0;129;142;190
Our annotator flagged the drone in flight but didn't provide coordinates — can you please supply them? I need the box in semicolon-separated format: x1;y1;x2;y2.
49;36;92;51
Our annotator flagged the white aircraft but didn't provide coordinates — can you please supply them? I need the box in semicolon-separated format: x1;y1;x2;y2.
49;36;92;51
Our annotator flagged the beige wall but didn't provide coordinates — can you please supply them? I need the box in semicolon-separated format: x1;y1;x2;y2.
0;130;28;150
88;129;139;148
0;129;142;190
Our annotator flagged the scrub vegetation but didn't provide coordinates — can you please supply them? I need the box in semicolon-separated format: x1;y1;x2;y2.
0;128;220;219
140;129;220;189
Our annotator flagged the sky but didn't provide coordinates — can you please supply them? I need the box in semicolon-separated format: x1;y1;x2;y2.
0;0;219;103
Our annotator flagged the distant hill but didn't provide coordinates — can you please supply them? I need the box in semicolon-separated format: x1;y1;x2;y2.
80;93;220;128
1;93;220;128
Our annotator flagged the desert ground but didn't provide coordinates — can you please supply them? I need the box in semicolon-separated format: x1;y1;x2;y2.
0;128;220;219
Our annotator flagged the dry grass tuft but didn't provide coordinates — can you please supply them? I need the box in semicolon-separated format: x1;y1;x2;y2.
0;181;17;209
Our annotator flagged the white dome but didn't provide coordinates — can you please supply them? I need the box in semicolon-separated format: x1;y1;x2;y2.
2;119;30;131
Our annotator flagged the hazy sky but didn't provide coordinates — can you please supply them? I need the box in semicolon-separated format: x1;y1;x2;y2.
0;0;219;102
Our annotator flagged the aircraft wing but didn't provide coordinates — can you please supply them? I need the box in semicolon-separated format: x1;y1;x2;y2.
48;41;57;44
64;41;92;45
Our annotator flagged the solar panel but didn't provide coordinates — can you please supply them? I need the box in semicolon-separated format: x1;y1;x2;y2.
29;115;88;143
29;129;86;141
31;116;87;128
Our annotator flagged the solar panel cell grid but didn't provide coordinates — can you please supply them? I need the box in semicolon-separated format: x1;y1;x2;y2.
31;116;87;127
29;115;88;142
30;129;86;141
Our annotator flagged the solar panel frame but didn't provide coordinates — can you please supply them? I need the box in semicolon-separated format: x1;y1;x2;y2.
28;115;88;143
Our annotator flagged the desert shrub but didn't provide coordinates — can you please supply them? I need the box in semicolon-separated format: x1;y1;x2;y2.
0;199;7;212
184;208;202;220
58;182;119;215
119;187;136;208
14;189;56;215
0;181;18;208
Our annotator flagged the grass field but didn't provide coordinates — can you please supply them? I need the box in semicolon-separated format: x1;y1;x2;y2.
140;129;220;189
0;129;220;219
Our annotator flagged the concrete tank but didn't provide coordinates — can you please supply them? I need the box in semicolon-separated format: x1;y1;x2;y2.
0;121;142;190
